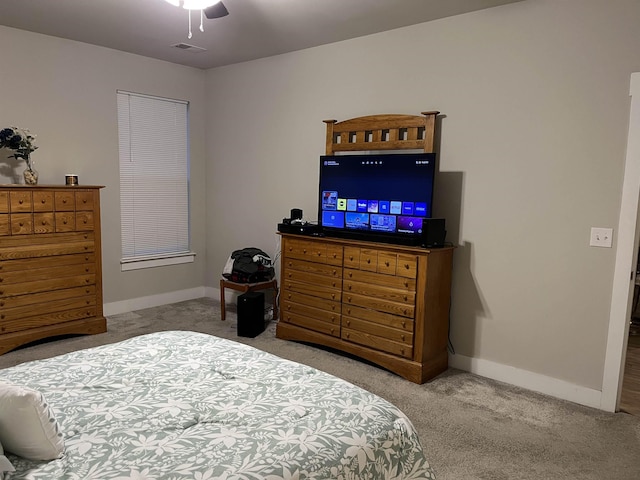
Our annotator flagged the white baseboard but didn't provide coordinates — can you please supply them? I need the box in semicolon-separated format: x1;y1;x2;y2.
103;287;207;316
104;290;604;410
449;353;603;410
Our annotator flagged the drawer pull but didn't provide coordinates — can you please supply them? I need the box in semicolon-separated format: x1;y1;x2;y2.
83;219;88;224
286;305;291;310
83;199;87;204
402;321;406;328
348;285;352;290
19;222;23;226
41;199;46;204
349;256;353;261
303;249;307;254
331;293;336;299
367;259;371;264
86;289;90;294
403;309;408;315
404;281;409;288
85;278;90;283
63;220;68;224
330;328;335;334
401;348;405;355
288;247;292;252
0;315;4;320
288;273;292;278
317;252;321;256
404;264;410;270
401;335;406;341
0;301;4;307
42;220;46;225
385;261;390;267
331;305;336;311
18;199;23;204
63;199;67;203
346;320;350;326
288;294;292;299
404;295;408;301
345;332;350;339
288;262;292;267
332;269;337;275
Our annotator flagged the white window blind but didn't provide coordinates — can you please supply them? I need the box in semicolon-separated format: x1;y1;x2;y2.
117;91;191;267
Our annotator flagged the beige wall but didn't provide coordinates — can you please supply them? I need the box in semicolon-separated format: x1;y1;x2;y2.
0;26;208;305
204;0;640;391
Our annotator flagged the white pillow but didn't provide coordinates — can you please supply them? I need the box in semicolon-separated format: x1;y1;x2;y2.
0;440;15;474
0;383;64;460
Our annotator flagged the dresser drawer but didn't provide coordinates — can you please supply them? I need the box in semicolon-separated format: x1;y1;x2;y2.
10;213;33;235
281;310;340;337
281;291;341;314
33;213;55;233
0;263;95;284
0;215;8;236
33;191;54;211
342;304;414;333
55;212;75;232
283;258;341;278
283;268;341;290
344;268;416;291
0;275;95;298
0;253;95;272
343;279;415;305
55;191;75;211
0;240;94;261
282;281;341;302
75;191;94;211
0;192;7;213
0;285;96;309
76;211;94;231
0;295;97;330
341;328;413;359
10;191;31;212
0;305;97;335
342;316;413;346
343;292;414;318
284;237;343;265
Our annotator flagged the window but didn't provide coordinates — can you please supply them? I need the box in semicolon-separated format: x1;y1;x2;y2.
117;91;194;271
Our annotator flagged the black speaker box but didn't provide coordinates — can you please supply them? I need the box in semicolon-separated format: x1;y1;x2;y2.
421;218;446;248
237;292;265;337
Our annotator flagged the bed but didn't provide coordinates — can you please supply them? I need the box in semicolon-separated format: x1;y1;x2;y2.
0;331;436;479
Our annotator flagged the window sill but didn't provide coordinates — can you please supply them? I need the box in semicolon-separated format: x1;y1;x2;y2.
120;252;196;271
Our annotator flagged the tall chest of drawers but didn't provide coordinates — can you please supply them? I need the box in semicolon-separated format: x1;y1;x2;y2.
277;233;454;383
0;185;106;355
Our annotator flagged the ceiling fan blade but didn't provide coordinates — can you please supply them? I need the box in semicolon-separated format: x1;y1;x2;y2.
204;2;229;19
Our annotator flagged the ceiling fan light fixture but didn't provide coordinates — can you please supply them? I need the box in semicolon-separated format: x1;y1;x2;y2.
164;0;221;10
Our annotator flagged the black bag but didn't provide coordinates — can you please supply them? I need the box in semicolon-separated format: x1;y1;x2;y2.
222;247;275;283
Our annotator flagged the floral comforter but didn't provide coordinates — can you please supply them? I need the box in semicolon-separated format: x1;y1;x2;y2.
1;331;436;479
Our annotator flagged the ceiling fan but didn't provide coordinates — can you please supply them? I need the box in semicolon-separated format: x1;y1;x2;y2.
164;0;229;38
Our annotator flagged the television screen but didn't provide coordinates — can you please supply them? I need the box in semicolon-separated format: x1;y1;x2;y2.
318;152;436;245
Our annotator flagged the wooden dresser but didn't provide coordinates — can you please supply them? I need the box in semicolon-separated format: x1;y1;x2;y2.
0;185;106;354
276;233;454;383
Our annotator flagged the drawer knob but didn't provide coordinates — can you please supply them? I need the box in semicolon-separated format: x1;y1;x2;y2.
19;222;23;226
18;199;23;204
347;308;351;314
288;262;292;267
404;281;409;288
404;264;410;269
42;220;46;225
346;333;350;339
402;321;406;328
83;199;87;204
331;328;335;334
286;305;291;310
83;219;87;224
385;261;390;266
331;305;336;311
41;199;45;204
85;278;90;283
63;220;68;224
63;199;67;203
332;282;336;287
348;285;352;290
303;249;307;254
349;256;353;261
404;295;408;301
332;270;336;275
402;335;406;341
401;348;405;355
367;259;371;264
348;272;352;277
346;320;350;326
86;289;90;294
403;309;408;315
317;252;321;256
0;315;4;320
331;293;335;299
0;301;3;307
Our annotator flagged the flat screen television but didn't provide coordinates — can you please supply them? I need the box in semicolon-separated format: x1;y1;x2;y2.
318;152;436;246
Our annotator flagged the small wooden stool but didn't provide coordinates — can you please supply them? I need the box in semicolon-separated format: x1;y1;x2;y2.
219;278;279;321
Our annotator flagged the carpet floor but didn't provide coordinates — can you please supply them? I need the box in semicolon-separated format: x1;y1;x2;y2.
1;298;639;480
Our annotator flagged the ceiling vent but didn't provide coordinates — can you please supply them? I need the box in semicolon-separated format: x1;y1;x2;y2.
171;43;207;53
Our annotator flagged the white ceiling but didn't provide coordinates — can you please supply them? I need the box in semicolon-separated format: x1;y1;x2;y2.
0;0;523;70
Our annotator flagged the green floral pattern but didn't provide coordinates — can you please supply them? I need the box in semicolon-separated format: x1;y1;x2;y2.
0;331;436;479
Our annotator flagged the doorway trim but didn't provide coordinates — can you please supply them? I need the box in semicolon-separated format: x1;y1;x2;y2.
602;72;640;411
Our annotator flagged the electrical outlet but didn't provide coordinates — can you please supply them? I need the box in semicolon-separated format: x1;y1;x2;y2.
590;227;613;248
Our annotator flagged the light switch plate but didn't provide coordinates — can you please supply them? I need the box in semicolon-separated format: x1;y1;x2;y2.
590;227;613;248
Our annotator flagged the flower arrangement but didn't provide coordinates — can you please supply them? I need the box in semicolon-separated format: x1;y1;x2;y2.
0;126;38;172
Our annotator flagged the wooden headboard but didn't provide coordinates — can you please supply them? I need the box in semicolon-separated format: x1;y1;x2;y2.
323;111;439;155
